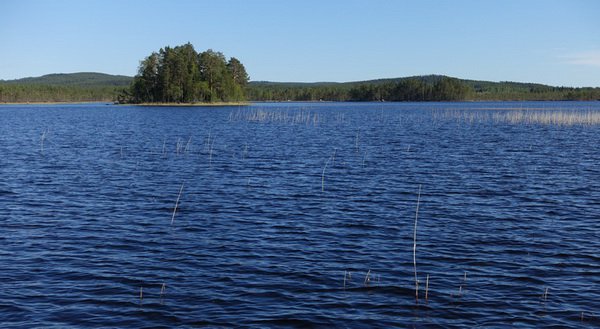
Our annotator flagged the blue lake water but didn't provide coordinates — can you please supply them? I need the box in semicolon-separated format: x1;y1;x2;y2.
1;101;600;327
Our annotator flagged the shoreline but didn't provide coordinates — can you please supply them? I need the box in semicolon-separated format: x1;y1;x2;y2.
2;100;597;106
0;101;112;105
130;101;250;107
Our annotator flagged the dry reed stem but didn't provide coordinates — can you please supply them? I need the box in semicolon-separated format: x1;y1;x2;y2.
184;136;192;154
364;269;371;287
208;134;216;166
413;184;422;303
425;274;430;302
40;129;47;153
171;182;185;225
321;150;335;192
160;283;166;303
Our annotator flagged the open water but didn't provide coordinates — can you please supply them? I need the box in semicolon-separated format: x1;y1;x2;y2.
1;102;600;328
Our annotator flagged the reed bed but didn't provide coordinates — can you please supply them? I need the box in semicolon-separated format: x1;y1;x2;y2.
495;110;600;125
433;108;600;126
228;108;320;125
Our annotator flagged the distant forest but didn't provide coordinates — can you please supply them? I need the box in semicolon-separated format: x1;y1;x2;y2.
0;72;130;103
1;71;599;104
247;76;600;102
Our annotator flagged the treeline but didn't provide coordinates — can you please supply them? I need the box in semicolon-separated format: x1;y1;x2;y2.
0;72;131;103
469;81;600;101
122;43;249;103
247;76;600;102
0;84;122;103
3;72;132;87
247;77;473;102
3;71;599;103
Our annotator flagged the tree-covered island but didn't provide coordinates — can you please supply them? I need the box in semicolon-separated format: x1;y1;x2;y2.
121;43;249;104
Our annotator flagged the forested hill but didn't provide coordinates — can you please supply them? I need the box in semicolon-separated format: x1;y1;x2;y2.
0;73;132;103
1;72;132;87
247;75;600;102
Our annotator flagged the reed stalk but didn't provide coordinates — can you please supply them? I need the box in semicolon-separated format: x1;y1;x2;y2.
160;283;166;303
184;136;192;154
321;150;335;192
331;148;337;167
413;185;422;303
425;274;430;302
171;182;184;225
40;129;47;153
362;151;367;168
208;136;215;166
364;269;371;287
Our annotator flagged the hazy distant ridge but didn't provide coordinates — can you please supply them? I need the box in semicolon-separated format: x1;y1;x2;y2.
1;72;133;87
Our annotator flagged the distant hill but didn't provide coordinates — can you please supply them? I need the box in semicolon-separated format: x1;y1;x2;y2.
0;72;133;87
249;75;569;89
0;72;133;103
247;75;600;102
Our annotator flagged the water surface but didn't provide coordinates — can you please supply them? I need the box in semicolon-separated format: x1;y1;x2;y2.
1;101;600;327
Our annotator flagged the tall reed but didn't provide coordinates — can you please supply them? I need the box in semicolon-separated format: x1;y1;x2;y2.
413;185;422;303
40;129;47;153
171;182;184;225
425;274;430;302
321;150;335;192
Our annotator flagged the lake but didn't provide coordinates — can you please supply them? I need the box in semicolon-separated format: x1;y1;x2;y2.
1;101;600;327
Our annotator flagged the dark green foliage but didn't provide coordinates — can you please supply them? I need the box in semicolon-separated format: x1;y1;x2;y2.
0;73;132;102
2;69;599;103
247;75;600;102
1;72;132;87
127;43;249;103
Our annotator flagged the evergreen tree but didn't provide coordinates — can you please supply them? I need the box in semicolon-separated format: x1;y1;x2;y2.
128;43;249;103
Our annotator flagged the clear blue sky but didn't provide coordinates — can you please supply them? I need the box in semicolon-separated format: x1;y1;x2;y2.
1;0;599;86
